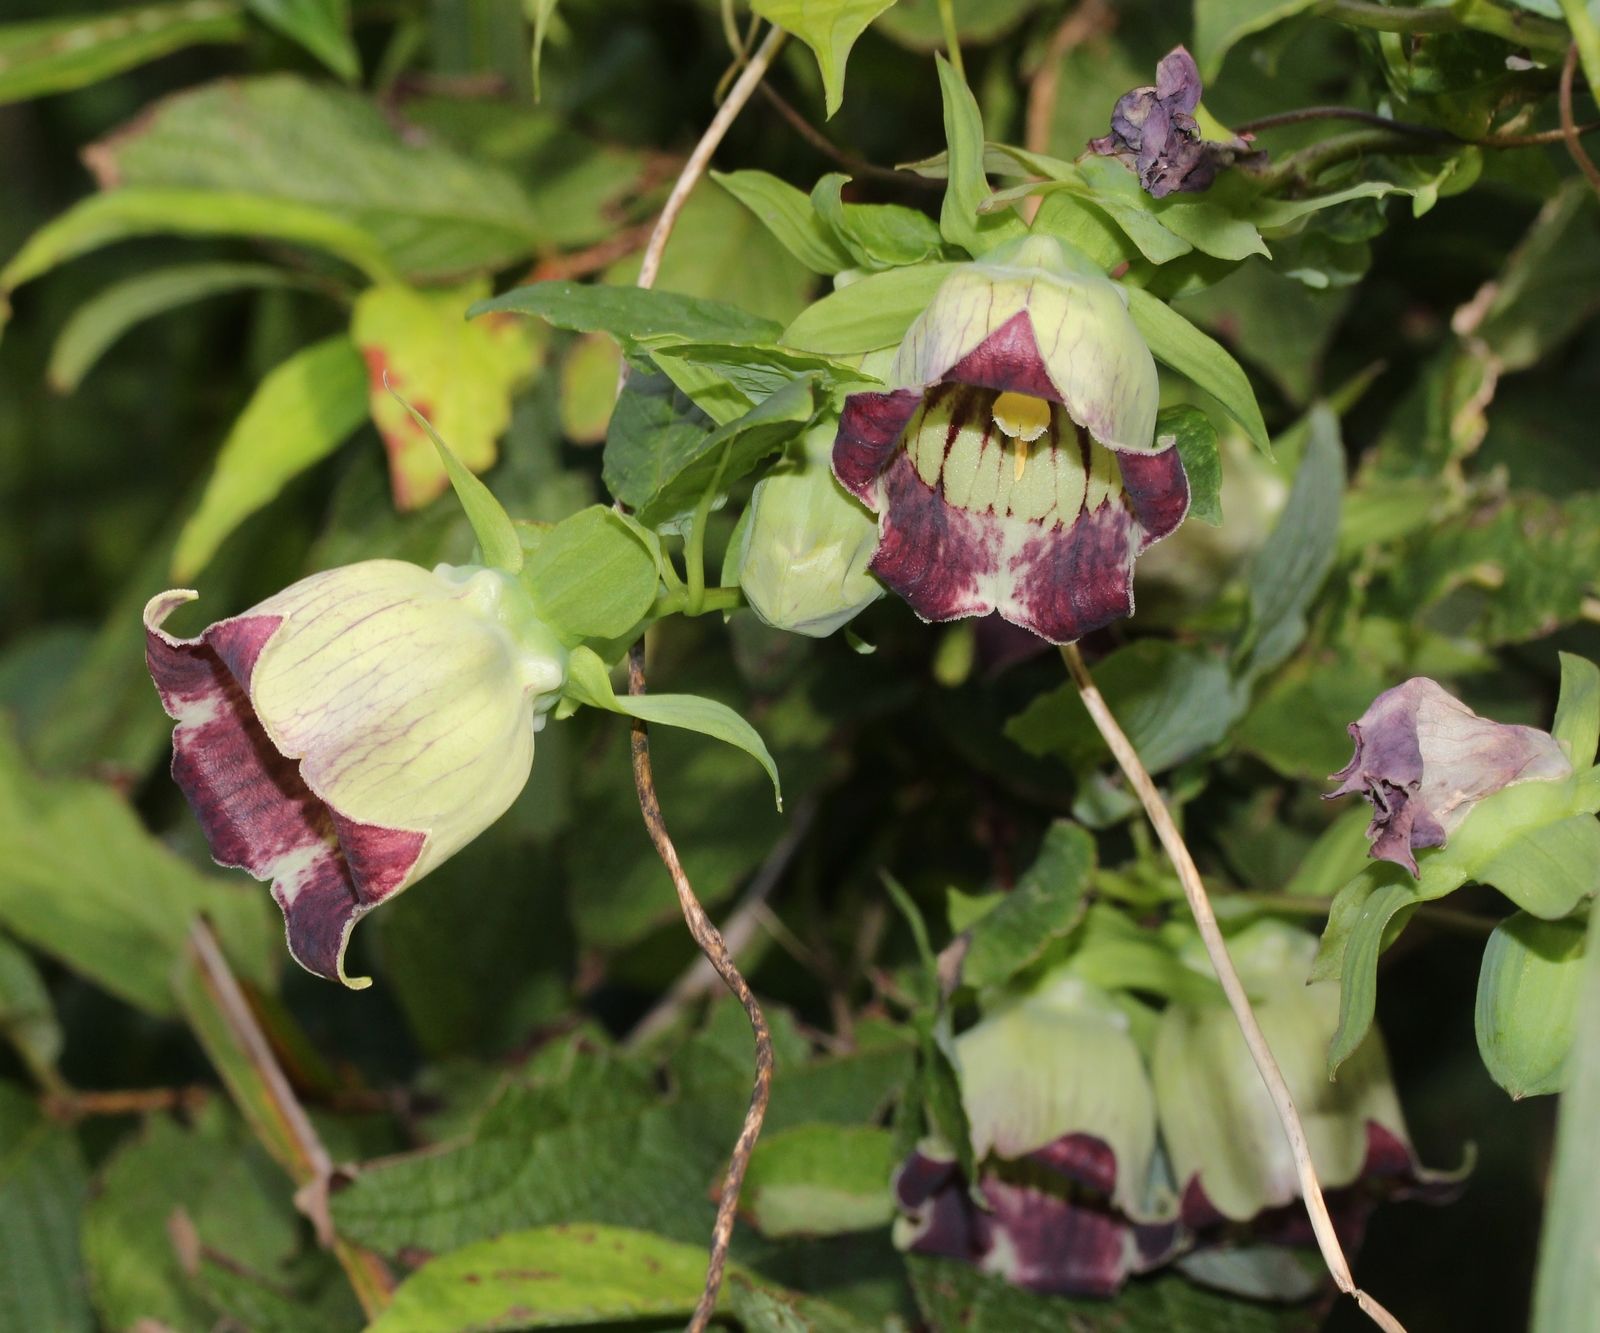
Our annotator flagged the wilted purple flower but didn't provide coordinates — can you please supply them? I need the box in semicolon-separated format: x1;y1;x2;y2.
831;235;1189;644
1327;677;1571;876
1088;46;1256;198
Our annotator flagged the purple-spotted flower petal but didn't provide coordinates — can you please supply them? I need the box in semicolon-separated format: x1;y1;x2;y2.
832;235;1188;644
1088;46;1258;197
892;1143;1178;1298
1327;677;1571;876
145;559;568;988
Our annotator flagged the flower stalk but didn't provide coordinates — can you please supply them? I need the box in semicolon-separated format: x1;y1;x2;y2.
1058;643;1407;1333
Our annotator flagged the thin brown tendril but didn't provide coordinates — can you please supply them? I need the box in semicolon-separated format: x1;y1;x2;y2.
621;24;787;1332
627;643;775;1333
1059;644;1407;1333
758;83;941;190
1560;44;1600;196
1234;103;1600;147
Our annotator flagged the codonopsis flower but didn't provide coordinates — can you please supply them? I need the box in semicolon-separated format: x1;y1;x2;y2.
892;971;1178;1296
831;235;1189;644
145;559;568;987
1154;923;1457;1267
1327;677;1571;875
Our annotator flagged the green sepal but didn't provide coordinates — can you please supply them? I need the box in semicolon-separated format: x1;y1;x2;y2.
386;384;522;574
562;646;782;809
520;506;661;644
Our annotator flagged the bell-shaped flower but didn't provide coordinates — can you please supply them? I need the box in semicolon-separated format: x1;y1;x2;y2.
831;235;1189;644
736;423;883;637
1327;677;1571;876
145;559;568;988
1153;922;1458;1242
891;970;1179;1296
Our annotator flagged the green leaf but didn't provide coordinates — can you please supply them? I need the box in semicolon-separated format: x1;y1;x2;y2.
750;0;899;117
648;342;860;426
0;935;61;1085
810;174;949;270
1;188;395;314
0;730;278;1016
1234;657;1388;781
528;0;560;97
0;3;246;107
1554;652;1600;769
741;1124;897;1238
172;336;369;580
474;280;783;350
387;389;525;575
48;262;308;393
1476;911;1585;1099
353;278;541;510
1238;405;1343;676
82;1110;300;1333
332;1030;910;1254
1473;815;1600;920
935;53;1025;256
245;0;357;78
1192;0;1321;81
0;1084;92;1333
564;647;782;808
1531;896;1600;1332
606;374;817;529
1006;641;1241;776
1157;403;1222;525
958;821;1095;989
1325;888;1407;1073
1123;284;1272;455
76;76;570;279
780;263;959;354
907;1255;1319;1332
522;506;659;641
713;169;855;275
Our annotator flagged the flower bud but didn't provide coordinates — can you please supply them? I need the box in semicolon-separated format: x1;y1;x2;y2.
737;424;883;637
831;234;1188;644
145;559;568;987
1328;677;1571;876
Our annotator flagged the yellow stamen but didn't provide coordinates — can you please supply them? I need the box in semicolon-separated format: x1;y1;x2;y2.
991;391;1051;483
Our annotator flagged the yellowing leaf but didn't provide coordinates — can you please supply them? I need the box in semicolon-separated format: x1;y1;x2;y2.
351;279;542;510
750;0;900;117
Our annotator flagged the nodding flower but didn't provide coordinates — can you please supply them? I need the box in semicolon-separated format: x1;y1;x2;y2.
145;559;567;987
830;234;1189;645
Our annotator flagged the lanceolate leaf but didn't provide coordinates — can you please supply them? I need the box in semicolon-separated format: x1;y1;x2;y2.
750;0;899;117
0;3;246;107
473;280;783;350
387;389;524;575
1123;285;1271;455
173;336;370;580
564;646;782;808
48;262;312;393
244;0;358;79
780;263;960;354
713;169;855;275
936;53;1026;256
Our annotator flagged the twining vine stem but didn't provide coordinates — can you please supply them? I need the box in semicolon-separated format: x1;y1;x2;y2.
623;24;787;1333
1059;644;1408;1333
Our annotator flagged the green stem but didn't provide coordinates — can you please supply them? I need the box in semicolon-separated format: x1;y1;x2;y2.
1232;892;1498;937
1253;127;1448;191
1317;0;1569;54
648;584;744;621
937;0;966;80
1559;0;1600;101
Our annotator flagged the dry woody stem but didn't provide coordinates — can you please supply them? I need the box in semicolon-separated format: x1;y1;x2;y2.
622;25;787;1331
1059;644;1408;1333
628;644;776;1333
